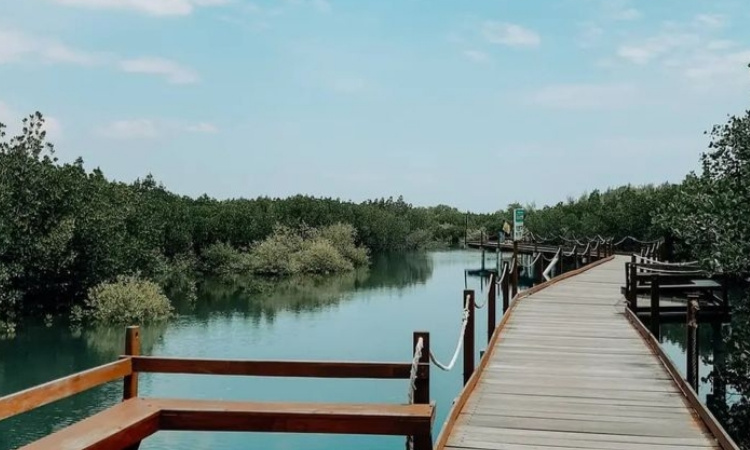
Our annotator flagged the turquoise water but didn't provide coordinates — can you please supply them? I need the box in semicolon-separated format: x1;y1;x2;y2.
0;250;514;450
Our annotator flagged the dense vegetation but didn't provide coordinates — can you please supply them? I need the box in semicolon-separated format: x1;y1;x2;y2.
0;113;488;332
653;108;750;447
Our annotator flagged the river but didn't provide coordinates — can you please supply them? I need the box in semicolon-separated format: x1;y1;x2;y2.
0;250;514;450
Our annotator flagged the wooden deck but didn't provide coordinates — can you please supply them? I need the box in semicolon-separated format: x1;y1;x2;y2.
440;255;721;450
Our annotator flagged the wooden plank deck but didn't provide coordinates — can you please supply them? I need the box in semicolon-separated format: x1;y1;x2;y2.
442;255;720;450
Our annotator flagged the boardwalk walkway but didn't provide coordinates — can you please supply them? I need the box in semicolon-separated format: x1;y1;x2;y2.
441;255;719;450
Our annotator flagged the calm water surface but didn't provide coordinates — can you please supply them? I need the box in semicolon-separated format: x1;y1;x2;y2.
0;250;511;450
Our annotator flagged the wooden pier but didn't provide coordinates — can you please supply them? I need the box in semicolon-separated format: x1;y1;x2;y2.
438;255;734;450
0;242;738;449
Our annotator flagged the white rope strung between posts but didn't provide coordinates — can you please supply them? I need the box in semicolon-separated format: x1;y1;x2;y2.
474;276;492;309
543;253;560;281
406;337;424;404
638;256;700;267
429;295;471;371
519;252;543;269
637;266;709;275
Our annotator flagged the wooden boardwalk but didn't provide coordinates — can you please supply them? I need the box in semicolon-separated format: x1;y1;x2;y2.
440;255;720;450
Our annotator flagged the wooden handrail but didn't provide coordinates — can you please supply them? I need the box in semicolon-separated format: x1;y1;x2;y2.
128;356;415;379
0;358;132;421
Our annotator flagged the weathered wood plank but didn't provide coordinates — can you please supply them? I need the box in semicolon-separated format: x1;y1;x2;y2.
130;356;413;379
0;359;132;421
439;255;728;450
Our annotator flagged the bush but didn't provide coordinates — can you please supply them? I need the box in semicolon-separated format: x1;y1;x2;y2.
319;223;369;267
296;240;354;274
78;275;173;324
200;242;252;276
249;225;303;275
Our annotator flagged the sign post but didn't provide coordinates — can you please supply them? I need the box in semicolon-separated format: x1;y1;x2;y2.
513;208;525;241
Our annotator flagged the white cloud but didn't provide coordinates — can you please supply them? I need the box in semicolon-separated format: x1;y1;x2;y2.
694;14;727;29
617;33;699;65
613;8;641;21
98;119;219;138
463;49;490;64
186;122;219;133
682;50;750;87
482;22;540;48
49;0;228;16
0;29;99;66
98;119;161;139
528;83;638;110
119;57;199;84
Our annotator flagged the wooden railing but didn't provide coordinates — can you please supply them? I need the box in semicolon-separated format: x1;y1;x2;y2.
622;256;739;450
0;327;434;450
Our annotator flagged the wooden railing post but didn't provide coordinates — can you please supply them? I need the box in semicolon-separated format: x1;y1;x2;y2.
487;275;496;344
557;247;563;276
573;246;579;269
123;326;140;401
650;275;660;340
628;258;637;311
511;241;519;297
412;332;430;405
501;263;510;313
686;296;700;391
463;290;475;385
596;242;601;261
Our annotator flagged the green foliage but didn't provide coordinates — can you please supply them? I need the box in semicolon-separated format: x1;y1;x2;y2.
318;223;369;267
249;225;304;275
200;242;253;276
78;275;174;324
522;185;678;241
296;240;354;274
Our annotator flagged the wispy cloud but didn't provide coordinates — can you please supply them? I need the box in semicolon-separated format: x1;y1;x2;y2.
119;57;199;84
612;7;640;21
612;14;749;88
482;22;540;48
186;122;219;133
0;28;199;85
0;29;99;65
97;119;219;139
694;14;727;29
528;83;638;110
463;49;491;64
617;33;699;65
48;0;229;16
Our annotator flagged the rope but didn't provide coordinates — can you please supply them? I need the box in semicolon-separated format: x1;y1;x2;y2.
519;252;543;269
637;267;708;275
638;256;699;267
429;295;471;371
613;236;663;246
406;337;424;404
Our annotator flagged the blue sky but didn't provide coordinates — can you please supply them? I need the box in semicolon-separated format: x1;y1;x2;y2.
1;0;749;212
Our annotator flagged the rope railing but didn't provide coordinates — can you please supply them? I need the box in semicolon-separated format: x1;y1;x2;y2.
429;294;471;372
406;337;424;404
563;245;578;257
474;274;493;309
637;256;699;267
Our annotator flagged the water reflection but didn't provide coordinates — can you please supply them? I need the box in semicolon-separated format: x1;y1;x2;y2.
0;251;437;450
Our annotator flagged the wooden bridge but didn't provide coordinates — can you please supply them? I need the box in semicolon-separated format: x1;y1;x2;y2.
0;242;739;449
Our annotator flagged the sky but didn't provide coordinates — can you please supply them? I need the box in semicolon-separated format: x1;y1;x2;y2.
1;0;749;212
